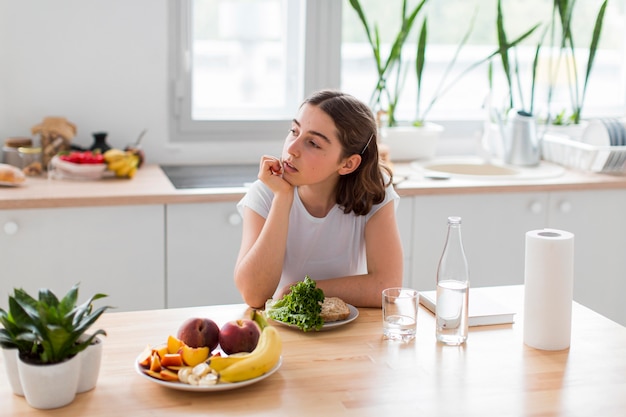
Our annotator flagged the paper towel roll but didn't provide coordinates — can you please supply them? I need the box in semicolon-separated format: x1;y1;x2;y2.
523;229;574;350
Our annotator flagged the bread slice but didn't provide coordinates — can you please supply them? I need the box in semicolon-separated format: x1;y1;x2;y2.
320;297;351;322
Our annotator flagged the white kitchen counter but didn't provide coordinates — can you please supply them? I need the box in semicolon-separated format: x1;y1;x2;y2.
2;163;626;209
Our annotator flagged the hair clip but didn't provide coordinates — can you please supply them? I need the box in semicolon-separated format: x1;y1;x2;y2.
360;133;374;155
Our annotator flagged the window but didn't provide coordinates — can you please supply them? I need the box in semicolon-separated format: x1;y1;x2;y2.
341;0;626;124
169;0;341;143
171;0;625;144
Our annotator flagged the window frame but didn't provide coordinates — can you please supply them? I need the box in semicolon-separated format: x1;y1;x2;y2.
168;0;342;144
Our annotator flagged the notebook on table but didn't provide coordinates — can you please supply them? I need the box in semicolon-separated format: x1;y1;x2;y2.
419;287;516;327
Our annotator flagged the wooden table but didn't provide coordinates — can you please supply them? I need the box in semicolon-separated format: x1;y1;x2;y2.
1;286;625;416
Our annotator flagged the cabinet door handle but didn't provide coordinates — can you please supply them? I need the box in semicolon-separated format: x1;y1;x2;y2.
559;201;572;213
228;212;242;226
4;221;19;235
529;201;543;214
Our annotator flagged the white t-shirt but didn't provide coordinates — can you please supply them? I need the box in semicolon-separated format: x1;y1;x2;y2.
237;180;400;295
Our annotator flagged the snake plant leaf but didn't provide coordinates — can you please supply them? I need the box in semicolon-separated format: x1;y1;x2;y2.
496;0;513;108
580;0;607;113
415;18;427;117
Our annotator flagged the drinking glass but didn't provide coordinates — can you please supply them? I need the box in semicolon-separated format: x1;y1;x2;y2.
382;288;418;342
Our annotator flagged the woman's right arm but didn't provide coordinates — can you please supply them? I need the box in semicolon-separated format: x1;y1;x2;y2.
234;157;294;308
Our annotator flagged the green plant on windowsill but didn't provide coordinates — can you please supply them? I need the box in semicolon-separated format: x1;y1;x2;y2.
0;283;111;364
546;0;608;126
348;0;538;129
348;0;427;128
492;0;544;118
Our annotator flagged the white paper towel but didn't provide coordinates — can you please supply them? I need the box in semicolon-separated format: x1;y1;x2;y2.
523;229;574;350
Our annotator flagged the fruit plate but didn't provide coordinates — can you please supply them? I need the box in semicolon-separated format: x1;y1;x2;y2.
270;304;359;331
135;355;282;392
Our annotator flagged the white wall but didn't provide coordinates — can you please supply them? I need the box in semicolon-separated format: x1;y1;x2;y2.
0;1;281;165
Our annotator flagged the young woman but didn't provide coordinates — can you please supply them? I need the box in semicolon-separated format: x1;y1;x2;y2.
235;90;403;309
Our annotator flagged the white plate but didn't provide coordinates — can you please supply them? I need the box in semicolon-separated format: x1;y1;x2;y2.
270;304;359;331
135;354;282;392
0;180;24;187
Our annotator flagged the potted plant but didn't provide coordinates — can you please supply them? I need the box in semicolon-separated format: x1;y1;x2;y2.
0;284;110;409
347;0;529;161
544;0;608;140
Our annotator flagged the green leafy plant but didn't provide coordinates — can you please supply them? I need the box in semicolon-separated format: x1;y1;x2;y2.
0;284;111;364
349;0;536;128
494;0;543;116
348;0;428;127
265;276;325;332
547;0;608;125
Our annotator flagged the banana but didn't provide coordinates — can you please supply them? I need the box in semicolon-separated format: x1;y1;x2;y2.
114;160;134;177
104;149;126;163
252;309;269;330
107;157;130;172
208;352;252;372
217;326;282;383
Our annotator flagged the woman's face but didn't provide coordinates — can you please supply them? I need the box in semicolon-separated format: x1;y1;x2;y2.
281;103;347;187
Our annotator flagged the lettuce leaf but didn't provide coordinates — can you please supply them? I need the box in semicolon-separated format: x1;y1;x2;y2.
265;276;325;332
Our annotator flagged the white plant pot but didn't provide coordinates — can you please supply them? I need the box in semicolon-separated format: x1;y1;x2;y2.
380;123;443;161
17;353;81;409
1;347;24;396
7;336;104;409
77;336;103;393
544;120;589;142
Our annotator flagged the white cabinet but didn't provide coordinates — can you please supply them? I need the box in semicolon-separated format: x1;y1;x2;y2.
396;196;414;287
166;202;244;308
407;189;626;327
0;205;165;311
408;192;549;291
547;189;626;326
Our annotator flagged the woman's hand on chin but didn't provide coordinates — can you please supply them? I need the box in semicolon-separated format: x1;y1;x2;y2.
259;155;293;194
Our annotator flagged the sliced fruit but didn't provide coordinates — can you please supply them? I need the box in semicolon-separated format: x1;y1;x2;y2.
160;368;180;382
181;344;210;367
145;369;163;380
161;353;184;368
154;344;169;360
149;352;162;372
138;344;153;368
167;334;184;354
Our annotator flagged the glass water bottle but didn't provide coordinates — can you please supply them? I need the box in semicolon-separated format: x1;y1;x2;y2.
436;216;469;345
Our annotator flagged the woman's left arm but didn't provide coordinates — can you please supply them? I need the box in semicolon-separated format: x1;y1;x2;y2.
303;201;404;307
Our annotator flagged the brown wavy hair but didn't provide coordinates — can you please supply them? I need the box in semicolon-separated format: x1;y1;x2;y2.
302;90;393;216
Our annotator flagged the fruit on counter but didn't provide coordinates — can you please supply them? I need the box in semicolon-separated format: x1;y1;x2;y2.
59;150;105;164
103;148;141;178
177;317;220;351
218;319;261;355
217;325;282;383
124;145;145;168
181;344;210;367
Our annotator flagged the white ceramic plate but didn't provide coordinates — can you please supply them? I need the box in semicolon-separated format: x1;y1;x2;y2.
0;180;24;187
135;355;282;392
269;304;359;331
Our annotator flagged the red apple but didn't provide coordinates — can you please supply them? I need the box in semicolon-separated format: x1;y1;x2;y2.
218;319;261;355
177;317;220;351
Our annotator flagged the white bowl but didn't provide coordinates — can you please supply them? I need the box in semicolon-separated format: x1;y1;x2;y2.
50;156;107;180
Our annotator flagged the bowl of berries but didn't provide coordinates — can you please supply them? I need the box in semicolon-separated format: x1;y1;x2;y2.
50;151;108;180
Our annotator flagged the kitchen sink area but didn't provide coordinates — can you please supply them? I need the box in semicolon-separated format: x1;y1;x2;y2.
161;164;259;189
410;157;566;180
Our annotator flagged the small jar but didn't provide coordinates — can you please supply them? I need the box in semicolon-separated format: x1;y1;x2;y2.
18;147;43;176
3;137;33;168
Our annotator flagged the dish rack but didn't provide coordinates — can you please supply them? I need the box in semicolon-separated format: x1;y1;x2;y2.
542;134;626;175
